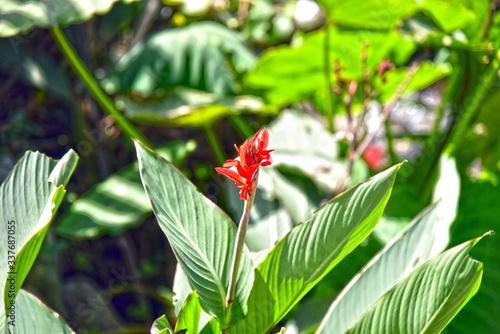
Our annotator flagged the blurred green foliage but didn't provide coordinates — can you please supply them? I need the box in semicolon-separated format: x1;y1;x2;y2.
1;0;500;332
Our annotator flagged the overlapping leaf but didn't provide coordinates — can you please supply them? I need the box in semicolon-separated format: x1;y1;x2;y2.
135;140;254;327
0;150;78;332
230;163;402;333
8;289;75;333
175;291;202;333
318;156;460;333
316;0;475;32
445;178;500;334
346;235;487;333
151;314;173;334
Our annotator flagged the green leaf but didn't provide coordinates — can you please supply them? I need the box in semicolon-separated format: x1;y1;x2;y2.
316;0;475;32
200;317;221;334
103;22;256;97
135;140;254;327
57;141;196;239
374;153;460;244
172;264;213;329
151;314;174;334
0;0;136;37
0;149;78;332
445;177;500;334
231;163;402;334
244;26;415;106
346;234;488;333
0;39;72;100
317;155;460;333
175;291;202;333
8;289;75;333
116;89;273;128
316;0;417;29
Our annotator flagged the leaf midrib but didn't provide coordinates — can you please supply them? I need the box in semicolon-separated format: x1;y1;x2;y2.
419;255;480;334
141;151;228;318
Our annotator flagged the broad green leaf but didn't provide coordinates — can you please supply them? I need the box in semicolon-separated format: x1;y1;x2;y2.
116;90;273;128
461;0;489;43
0;0;136;37
231;163;402;334
151;314;173;334
420;0;476;33
316;0;475;32
0;150;78;332
445;177;500;334
0;39;71;100
8;289;74;333
244;26;415;106
103;22;256;97
374;153;460;244
135;140;254;327
57;141;196;239
172;264;213;329
200;317;221;334
317;205;441;333
316;0;417;29
173;264;194;316
317;155;460;333
346;234;487;333
175;291;202;333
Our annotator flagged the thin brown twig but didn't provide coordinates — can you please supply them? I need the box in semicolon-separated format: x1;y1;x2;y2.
237;0;252;27
352;62;420;161
333;62;420;195
129;0;160;49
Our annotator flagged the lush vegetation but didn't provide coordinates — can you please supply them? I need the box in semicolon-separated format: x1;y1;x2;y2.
0;0;499;333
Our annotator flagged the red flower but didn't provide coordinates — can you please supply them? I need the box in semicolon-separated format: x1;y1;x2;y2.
363;145;383;170
216;128;274;200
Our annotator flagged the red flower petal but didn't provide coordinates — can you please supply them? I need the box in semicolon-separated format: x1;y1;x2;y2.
216;127;273;201
223;159;239;167
215;167;245;185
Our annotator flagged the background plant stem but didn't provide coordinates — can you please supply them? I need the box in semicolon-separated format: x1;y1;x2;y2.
203;125;227;166
446;48;500;154
323;23;335;133
228;115;253;138
49;25;153;148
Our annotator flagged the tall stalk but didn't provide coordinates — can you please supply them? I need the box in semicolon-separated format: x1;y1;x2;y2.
203;125;227;166
446;48;500;154
223;176;257;332
50;26;153;148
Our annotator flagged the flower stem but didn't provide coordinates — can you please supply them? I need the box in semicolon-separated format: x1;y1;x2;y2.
49;25;153;148
224;175;257;330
